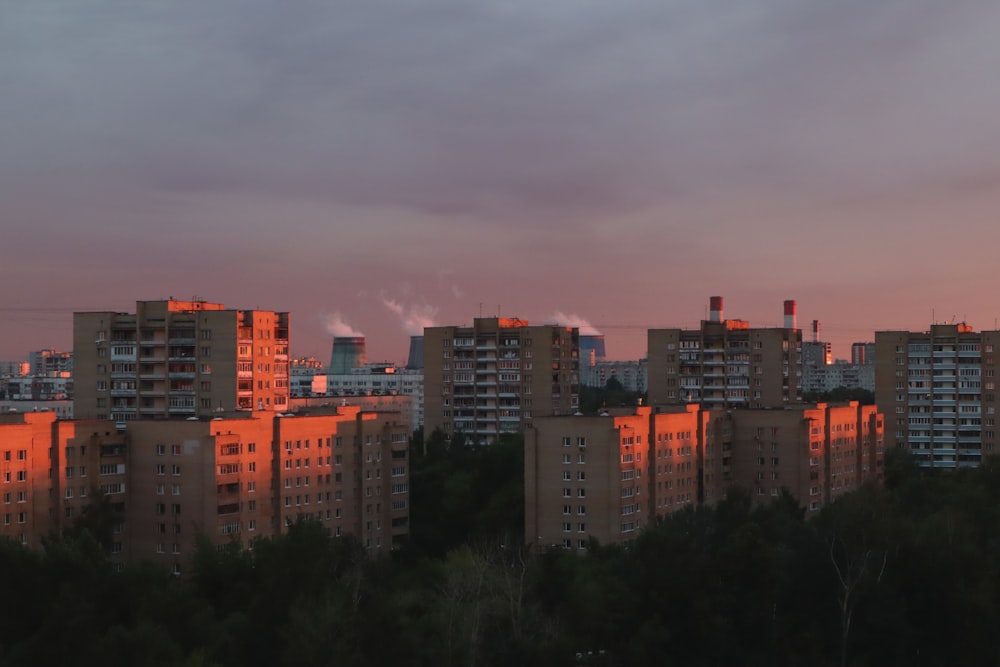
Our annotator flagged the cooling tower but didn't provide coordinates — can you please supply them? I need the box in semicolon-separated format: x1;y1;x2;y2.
405;335;424;370
580;334;607;367
329;337;368;374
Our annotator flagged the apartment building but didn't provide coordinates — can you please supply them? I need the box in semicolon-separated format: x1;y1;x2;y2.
74;299;290;421
0;407;410;573
0;412;60;547
526;404;731;550
274;408;410;551
424;318;579;444
526;402;883;550
648;297;803;409
875;324;1000;468
29;349;73;376
727;402;883;512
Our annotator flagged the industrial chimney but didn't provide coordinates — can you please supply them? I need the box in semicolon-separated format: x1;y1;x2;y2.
783;300;797;329
329;337;368;374
812;319;820;343
709;296;724;323
405;335;425;370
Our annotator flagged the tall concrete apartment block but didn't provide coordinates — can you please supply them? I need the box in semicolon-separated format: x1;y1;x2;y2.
526;405;724;550
728;403;884;511
424;318;580;444
647;297;803;409
74;299;290;421
875;324;1000;468
526;402;883;550
0;407;410;572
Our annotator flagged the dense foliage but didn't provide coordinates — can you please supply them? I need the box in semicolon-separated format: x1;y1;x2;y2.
578;378;646;414
4;447;1000;666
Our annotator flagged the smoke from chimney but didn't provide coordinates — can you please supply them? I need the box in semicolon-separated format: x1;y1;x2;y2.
322;312;363;338
549;311;601;335
380;293;438;336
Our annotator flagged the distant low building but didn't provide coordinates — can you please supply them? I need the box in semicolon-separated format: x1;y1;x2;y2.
581;359;647;392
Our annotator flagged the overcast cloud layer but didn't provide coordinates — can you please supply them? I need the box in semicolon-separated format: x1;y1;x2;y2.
3;1;1000;360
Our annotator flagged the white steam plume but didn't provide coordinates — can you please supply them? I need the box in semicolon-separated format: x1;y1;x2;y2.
322;312;364;337
381;293;438;336
549;311;601;336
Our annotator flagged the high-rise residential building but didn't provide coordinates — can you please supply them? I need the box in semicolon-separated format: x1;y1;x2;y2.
0;406;410;572
726;402;884;511
424;318;580;444
647;297;803;409
74;299;290;422
525;401;884;550
852;342;875;366
0;411;63;547
875;324;1000;468
29;349;73;375
526;405;720;550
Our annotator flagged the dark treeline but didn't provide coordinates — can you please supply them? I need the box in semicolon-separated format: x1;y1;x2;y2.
3;443;1000;666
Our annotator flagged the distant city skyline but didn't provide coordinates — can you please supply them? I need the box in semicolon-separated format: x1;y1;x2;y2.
4;2;1000;364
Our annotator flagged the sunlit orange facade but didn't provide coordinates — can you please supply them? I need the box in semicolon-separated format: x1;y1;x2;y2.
526;402;883;550
0;407;409;572
74;300;290;422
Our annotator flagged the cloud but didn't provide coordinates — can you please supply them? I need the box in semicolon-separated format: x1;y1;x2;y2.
321;312;363;338
6;0;999;233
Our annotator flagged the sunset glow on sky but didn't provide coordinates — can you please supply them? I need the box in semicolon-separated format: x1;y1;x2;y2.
3;2;1000;363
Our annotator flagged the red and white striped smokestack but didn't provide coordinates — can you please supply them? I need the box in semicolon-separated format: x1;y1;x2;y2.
812;319;820;343
783;300;797;329
709;296;724;323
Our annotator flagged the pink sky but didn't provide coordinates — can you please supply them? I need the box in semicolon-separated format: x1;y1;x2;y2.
3;2;1000;364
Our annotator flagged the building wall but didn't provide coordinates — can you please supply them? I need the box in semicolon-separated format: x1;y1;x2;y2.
74;300;290;422
527;405;731;550
0;409;410;572
648;322;802;409
425;318;579;444
876;325;997;468
526;402;884;550
292;367;424;431
0;412;57;547
29;349;73;375
582;359;648;392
